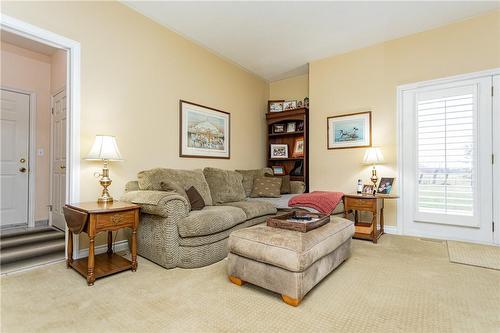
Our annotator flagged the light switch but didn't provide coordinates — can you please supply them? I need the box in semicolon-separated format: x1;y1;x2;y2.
37;148;44;156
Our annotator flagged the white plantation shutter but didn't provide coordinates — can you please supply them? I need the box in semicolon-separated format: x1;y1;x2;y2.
415;85;477;224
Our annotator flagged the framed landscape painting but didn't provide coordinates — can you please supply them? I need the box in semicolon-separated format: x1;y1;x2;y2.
327;111;372;149
180;100;230;159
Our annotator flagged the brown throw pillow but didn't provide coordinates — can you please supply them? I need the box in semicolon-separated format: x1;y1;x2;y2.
250;176;282;198
160;180;191;210
186;186;205;210
266;174;291;194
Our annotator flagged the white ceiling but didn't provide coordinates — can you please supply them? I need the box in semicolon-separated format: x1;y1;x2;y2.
124;1;500;81
1;30;58;56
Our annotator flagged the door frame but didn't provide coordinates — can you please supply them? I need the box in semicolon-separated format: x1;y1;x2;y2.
396;68;500;245
0;87;36;228
1;15;82;257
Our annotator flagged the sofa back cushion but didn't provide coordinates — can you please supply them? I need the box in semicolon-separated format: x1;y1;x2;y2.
250;176;282;198
137;168;213;205
235;168;273;197
203;167;246;204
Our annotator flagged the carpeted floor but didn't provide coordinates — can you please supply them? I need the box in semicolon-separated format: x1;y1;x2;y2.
1;235;499;332
447;240;500;270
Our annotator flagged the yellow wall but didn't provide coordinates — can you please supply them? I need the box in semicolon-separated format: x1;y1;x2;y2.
269;73;308;101
309;10;500;226
1;1;269;248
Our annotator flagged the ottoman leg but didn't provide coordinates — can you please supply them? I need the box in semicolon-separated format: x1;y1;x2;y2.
281;295;301;307
228;275;245;286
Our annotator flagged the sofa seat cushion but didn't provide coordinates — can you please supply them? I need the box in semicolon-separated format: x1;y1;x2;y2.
228;216;354;272
225;200;277;220
178;206;247;238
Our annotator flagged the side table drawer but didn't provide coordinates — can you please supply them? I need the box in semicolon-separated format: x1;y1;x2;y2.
345;197;376;210
96;210;135;231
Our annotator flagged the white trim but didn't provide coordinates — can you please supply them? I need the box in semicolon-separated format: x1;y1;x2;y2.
77;240;130;259
1;14;81;259
493;75;500;245
383;225;400;235
396;68;500;242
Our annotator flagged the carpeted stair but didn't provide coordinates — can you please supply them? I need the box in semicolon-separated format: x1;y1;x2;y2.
1;227;65;273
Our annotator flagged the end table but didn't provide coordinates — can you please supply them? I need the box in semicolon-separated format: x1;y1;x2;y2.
63;201;140;285
343;193;398;243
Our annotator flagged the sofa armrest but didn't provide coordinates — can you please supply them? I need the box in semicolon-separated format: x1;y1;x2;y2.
121;190;189;218
290;181;305;194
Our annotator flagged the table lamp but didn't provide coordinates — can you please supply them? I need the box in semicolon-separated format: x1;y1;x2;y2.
85;135;123;203
363;147;384;194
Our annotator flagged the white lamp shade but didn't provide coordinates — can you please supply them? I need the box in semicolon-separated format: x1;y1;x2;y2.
363;147;384;165
85;135;123;161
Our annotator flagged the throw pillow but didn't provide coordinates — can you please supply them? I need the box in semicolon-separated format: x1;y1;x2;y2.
203;167;246;204
160;180;191;210
236;168;274;196
185;186;205;210
266;174;291;194
250;176;282;198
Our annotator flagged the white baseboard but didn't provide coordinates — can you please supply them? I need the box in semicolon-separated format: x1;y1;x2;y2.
383;225;400;235
76;240;129;259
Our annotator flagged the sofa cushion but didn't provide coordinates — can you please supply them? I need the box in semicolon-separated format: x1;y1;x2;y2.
137;168;213;206
250;176;282;198
225;200;277;220
228;216;354;272
203;167;246;204
160;180;191;210
235;168;273;197
178;206;247;238
266;174;291;194
185;186;205;211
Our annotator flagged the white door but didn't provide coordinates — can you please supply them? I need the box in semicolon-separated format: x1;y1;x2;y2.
50;89;67;231
401;76;494;244
1;89;30;227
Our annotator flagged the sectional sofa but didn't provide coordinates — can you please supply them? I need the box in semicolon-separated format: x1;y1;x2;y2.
122;167;305;269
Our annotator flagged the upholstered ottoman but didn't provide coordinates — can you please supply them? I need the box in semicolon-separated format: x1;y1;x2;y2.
227;216;354;306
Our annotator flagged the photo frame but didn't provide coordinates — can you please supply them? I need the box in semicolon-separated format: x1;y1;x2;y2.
377;177;394;194
292;137;304;158
283;100;297;111
286;122;296;133
268;100;284;113
362;184;374;194
272;165;285;176
179;100;230;159
270;144;288;159
327;111;372;149
273;123;285;133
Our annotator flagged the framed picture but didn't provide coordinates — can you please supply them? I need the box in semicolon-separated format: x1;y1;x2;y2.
270;144;288;159
179;100;230;159
268;100;284;113
362;184;374;194
377;177;394;194
297;100;303;108
297;121;304;131
286;122;296;132
327;111;372;149
283;100;297;111
272;165;285;176
273;123;285;133
292;137;304;158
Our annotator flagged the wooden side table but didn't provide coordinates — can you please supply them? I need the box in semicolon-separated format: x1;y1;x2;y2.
63;201;140;285
343;194;398;243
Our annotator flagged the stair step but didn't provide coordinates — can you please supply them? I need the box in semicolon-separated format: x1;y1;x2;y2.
0;239;65;265
1;227;55;240
1;230;65;250
1;251;65;275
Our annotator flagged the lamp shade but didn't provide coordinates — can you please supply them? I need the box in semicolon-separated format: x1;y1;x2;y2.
363;147;384;165
85;135;123;161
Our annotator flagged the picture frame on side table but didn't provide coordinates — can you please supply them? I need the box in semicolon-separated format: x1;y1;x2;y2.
327;111;372;149
272;165;285;176
377;177;394;194
270;144;288;159
362;184;374;194
180;100;230;159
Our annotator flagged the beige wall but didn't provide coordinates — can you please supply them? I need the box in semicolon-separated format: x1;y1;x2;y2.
269;73;309;101
50;49;66;94
1;42;52;222
1;1;269;248
309;10;500;226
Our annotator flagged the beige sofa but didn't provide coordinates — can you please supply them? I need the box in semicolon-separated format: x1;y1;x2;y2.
122;167;305;269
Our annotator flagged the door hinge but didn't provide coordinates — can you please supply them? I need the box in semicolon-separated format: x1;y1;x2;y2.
48;204;53;212
493;221;495;233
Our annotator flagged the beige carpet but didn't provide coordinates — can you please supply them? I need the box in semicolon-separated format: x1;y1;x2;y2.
447;240;500;270
1;235;499;333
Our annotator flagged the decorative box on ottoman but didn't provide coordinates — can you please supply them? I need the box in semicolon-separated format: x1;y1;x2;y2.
227;216;355;306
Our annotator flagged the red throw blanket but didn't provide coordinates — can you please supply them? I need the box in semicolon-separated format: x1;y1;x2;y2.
288;191;344;215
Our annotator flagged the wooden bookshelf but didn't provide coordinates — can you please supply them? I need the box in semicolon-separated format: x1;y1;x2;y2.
266;107;309;192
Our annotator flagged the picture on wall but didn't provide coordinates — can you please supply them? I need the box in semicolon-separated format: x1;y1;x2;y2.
327;111;372;149
180;100;230;159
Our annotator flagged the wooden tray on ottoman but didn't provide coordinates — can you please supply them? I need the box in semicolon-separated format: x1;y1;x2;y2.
267;211;330;233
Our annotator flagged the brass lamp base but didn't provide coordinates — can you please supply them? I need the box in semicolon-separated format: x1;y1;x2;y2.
97;160;113;203
370;165;378;195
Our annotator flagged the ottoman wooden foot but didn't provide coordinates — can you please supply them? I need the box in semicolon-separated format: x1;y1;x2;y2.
228;275;245;286
281;295;300;307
